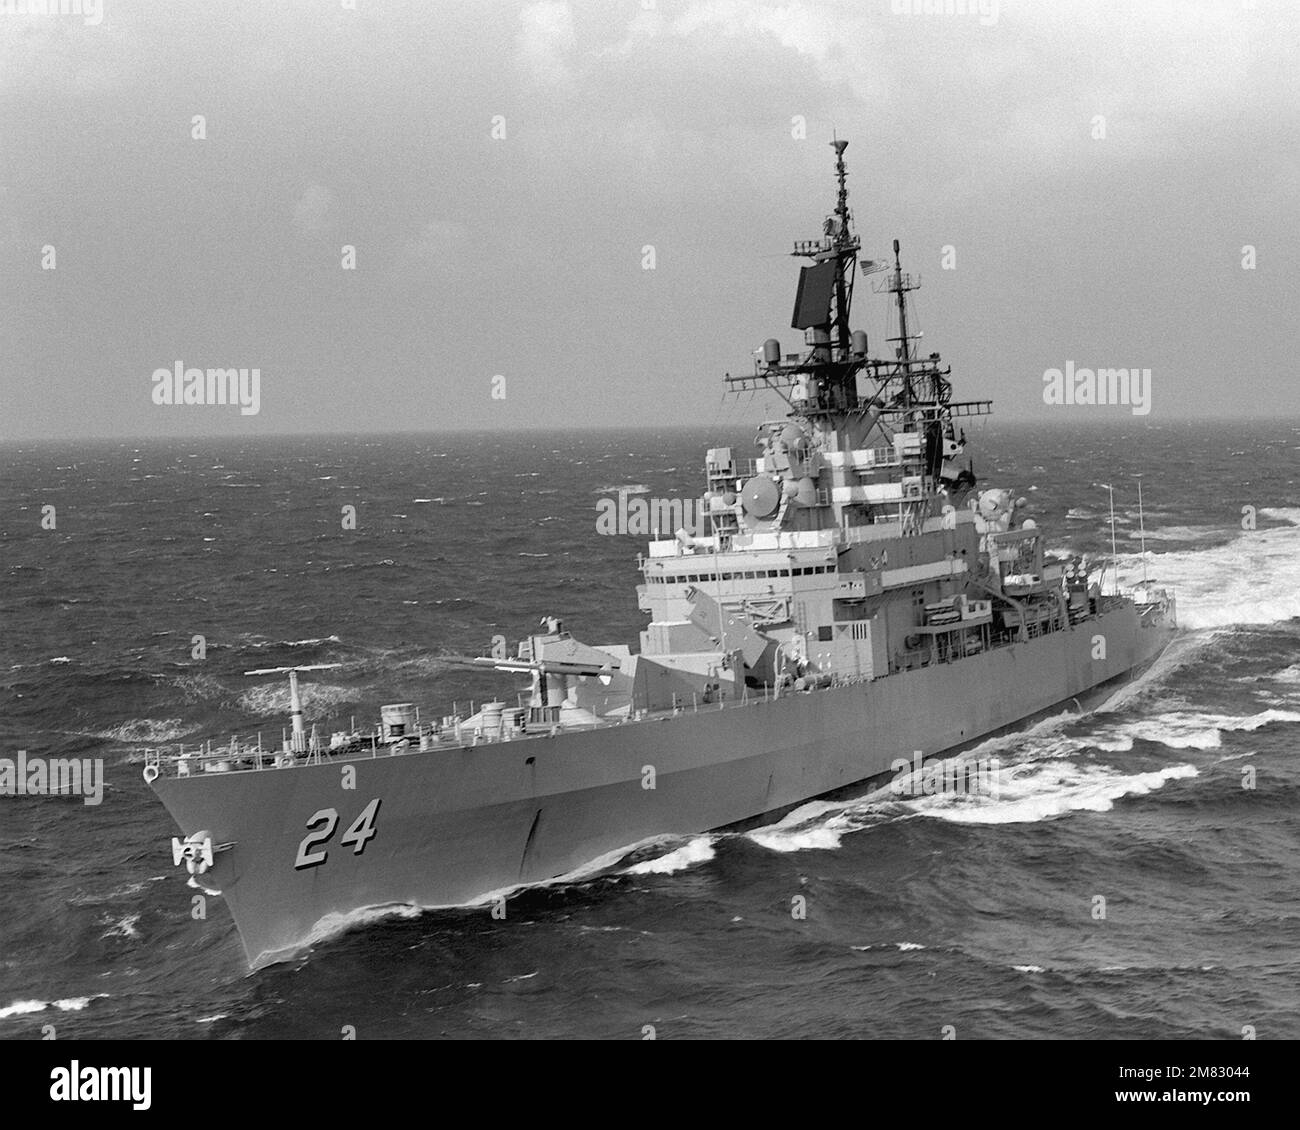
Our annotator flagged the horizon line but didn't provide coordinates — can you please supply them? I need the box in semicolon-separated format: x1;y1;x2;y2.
3;413;1298;446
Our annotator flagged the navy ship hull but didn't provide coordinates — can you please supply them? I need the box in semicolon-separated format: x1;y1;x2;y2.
146;141;1181;970
152;605;1174;969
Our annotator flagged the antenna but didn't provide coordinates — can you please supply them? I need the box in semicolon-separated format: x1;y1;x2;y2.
1136;476;1148;585
831;137;850;238
244;664;343;752
1101;483;1118;595
892;238;913;409
828;137;854;355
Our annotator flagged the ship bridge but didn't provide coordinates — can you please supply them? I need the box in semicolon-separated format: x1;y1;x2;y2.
632;141;1073;698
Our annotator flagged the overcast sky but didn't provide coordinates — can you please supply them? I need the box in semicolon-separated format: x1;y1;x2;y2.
1;0;1296;439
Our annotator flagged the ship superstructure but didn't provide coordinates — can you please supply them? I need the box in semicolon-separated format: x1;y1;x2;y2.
143;143;1176;968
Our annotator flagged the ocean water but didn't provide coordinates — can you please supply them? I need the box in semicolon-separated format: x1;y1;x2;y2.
1;420;1298;1040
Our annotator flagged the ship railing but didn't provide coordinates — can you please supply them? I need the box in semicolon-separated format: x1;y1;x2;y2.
155;649;1056;778
146;609;1119;778
143;678;856;779
153;596;1135;778
145;741;286;778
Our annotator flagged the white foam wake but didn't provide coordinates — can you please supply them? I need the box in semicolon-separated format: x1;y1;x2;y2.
744;711;1109;854
623;836;717;875
1114;507;1300;628
906;762;1198;825
1268;663;1300;685
748;810;875;853
1093;708;1300;751
0;994;108;1021
751;754;1203;848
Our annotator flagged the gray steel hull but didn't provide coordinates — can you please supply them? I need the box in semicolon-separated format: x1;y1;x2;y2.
152;607;1175;968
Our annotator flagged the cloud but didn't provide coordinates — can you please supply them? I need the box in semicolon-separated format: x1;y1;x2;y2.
517;1;577;85
571;0;1296;197
669;0;836;62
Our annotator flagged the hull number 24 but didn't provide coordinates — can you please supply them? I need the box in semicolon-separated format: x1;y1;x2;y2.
294;799;382;870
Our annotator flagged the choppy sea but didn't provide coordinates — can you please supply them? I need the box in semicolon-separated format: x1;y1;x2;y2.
2;420;1298;1039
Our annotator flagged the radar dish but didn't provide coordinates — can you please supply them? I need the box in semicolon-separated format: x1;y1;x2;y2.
740;475;780;520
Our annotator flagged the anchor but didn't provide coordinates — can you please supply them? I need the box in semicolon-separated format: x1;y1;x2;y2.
170;831;233;876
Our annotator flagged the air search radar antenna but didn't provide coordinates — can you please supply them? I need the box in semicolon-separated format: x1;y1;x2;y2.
244;664;343;751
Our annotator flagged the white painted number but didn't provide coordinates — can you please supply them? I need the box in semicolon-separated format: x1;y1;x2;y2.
294;800;382;869
340;798;382;855
295;809;339;870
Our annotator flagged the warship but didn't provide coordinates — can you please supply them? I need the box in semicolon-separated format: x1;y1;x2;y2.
143;141;1177;969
